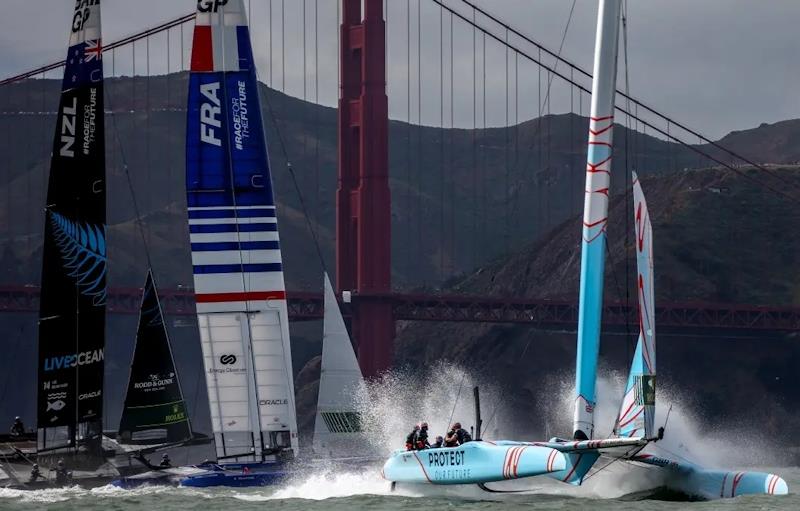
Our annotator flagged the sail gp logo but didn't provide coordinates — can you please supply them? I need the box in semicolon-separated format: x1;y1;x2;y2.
43;349;103;372
200;82;222;147
197;0;228;12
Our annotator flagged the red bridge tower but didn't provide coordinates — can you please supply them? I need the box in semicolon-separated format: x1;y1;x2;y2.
337;0;393;377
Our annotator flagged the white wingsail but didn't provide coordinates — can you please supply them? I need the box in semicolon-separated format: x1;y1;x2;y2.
614;171;656;438
312;273;368;456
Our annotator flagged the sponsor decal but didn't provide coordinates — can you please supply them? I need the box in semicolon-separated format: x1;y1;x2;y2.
82;88;97;155
43;349;103;372
258;399;288;406
43;380;68;391
197;0;229;13
428;450;465;467
59;96;78;157
47;392;68;400
165;404;186;423
427;450;472;481
208;354;244;374
231;81;250;150
200;82;222;146
79;390;101;400
46;400;66;412
134;373;175;391
72;0;99;33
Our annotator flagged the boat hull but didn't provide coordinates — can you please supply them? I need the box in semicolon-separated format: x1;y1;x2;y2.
382;441;565;485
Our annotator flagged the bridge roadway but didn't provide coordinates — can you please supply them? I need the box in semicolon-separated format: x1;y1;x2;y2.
0;285;797;334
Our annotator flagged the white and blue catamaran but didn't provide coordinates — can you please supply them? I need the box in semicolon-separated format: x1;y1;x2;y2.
180;0;299;488
383;0;787;499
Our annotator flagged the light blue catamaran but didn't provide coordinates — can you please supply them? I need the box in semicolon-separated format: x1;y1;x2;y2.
383;0;787;499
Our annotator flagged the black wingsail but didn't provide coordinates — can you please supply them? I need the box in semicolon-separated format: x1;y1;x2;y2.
37;1;106;457
117;271;192;447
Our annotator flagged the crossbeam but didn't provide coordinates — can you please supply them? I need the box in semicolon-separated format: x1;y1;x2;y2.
0;286;796;333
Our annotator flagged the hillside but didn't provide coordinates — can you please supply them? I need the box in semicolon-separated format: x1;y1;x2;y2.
0;73;707;292
3;74;800;445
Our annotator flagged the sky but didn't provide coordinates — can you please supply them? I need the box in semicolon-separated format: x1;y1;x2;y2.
1;0;799;139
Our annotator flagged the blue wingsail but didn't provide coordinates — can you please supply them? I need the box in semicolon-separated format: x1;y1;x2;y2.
573;0;622;441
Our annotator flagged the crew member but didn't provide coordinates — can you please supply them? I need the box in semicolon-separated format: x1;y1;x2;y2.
405;424;420;451
444;428;459;447
54;459;69;485
452;422;472;444
415;422;430;450
431;435;444;448
159;453;172;468
29;463;42;483
10;416;25;437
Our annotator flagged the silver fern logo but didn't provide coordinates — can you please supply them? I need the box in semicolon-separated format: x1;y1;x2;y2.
49;210;107;305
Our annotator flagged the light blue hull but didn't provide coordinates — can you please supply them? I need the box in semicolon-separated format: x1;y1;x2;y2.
634;455;788;499
382;441;565;485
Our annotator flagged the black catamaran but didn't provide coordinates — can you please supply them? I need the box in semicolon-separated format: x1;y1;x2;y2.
37;0;106;464
117;271;192;449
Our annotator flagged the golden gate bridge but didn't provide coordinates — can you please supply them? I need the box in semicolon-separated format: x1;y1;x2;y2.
2;0;799;379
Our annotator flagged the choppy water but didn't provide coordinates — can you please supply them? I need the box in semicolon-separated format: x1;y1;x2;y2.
0;465;798;510
3;365;794;510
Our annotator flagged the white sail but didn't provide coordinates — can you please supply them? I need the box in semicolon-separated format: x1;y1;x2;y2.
186;0;298;461
313;273;368;456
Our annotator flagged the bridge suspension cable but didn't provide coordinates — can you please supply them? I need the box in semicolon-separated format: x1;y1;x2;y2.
437;0;800;200
427;0;800;204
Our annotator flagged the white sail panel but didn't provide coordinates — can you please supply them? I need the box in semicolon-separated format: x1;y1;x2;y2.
199;312;261;461
313;274;368;456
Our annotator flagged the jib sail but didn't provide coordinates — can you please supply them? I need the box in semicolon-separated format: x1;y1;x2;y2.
313;273;367;456
186;0;299;461
614;173;656;439
117;271;192;447
37;0;106;455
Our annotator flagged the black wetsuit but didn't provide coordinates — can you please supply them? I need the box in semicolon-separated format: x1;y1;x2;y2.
10;421;24;436
455;428;472;444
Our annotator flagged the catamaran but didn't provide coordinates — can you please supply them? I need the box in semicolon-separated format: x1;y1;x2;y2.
382;0;788;500
178;0;299;488
24;0;113;488
108;271;215;482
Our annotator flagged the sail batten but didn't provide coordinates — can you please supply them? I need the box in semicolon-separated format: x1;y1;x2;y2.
37;0;106;457
186;0;298;461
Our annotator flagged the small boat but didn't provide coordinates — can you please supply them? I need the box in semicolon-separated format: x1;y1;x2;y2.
109;271;211;488
178;0;300;488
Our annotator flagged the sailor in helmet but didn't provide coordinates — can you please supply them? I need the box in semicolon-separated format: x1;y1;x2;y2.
415;422;431;450
159;453;172;468
405;424;420;451
29;463;42;482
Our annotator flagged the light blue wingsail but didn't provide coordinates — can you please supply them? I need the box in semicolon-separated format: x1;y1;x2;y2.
49;210;107;305
614;172;655;438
